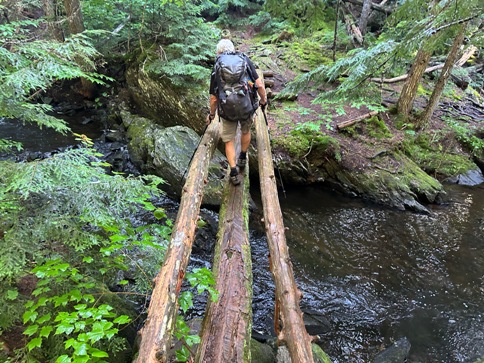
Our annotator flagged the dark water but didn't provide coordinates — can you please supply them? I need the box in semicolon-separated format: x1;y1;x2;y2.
250;185;484;363
3;118;483;362
0;114;103;153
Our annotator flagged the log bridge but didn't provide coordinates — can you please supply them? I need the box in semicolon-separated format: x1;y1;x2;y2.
134;72;314;363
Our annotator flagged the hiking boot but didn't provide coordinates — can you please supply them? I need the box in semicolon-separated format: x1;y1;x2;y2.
237;152;247;169
230;168;241;186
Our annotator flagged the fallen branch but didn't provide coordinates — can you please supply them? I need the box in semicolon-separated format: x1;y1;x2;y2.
456;45;478;67
371;46;477;84
371;64;444;83
337;110;379;129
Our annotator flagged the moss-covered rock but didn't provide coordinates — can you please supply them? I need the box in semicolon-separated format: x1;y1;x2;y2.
125;63;208;133
121;111;225;206
251;338;276;363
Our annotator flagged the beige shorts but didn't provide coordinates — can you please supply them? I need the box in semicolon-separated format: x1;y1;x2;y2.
220;115;254;143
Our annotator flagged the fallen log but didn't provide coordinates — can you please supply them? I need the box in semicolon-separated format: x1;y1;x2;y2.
344;0;393;14
456;45;478;67
371;64;444;83
337;110;379;129
371;48;476;84
254;69;314;363
134;120;221;363
263;70;274;78
195;152;252;363
265;79;275;88
341;2;364;45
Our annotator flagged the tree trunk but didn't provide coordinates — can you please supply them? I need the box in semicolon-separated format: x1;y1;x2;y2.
396;48;432;116
332;0;340;61
195;155;252;363
63;0;84;35
358;0;372;36
418;23;467;129
254;72;314;363
63;0;94;98
42;0;64;41
134;121;221;363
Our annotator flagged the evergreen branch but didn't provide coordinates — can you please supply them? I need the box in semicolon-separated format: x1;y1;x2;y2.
424;15;479;36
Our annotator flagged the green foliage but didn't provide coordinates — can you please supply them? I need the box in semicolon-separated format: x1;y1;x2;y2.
21;258;131;362
281;0;482;116
401;130;476;177
83;0;218;87
0;145;166;279
0;22;109;135
207;0;263;27
446;119;484;157
0;141;174;360
175;268;218;361
264;0;330;31
364;116;393;139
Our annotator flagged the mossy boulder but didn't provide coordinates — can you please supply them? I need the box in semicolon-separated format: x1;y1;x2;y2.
121;111;225;206
125;63;208;133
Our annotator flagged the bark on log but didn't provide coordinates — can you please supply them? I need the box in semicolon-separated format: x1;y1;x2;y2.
371;63;440;84
263;70;274;78
336;111;379;129
134;120;221;363
344;0;393;14
265;79;275;88
341;2;364;45
456;45;478;67
358;0;372;36
195;150;252;363
254;71;314;363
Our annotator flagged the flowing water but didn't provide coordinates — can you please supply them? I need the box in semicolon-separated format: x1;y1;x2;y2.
3;117;483;362
249;185;484;363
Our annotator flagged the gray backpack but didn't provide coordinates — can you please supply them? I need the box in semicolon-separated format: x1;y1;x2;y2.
214;52;258;122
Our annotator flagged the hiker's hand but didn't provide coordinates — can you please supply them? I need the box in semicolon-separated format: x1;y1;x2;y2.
259;100;267;112
206;113;215;125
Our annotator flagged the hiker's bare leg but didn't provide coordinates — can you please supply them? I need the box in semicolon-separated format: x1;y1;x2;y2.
225;140;237;168
241;131;250;153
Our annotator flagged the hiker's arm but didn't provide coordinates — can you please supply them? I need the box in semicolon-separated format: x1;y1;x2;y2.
255;78;267;106
206;94;218;124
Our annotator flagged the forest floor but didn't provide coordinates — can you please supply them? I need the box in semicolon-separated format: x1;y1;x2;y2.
236;29;484;179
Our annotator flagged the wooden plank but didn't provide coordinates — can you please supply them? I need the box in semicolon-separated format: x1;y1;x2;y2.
134;120;221;363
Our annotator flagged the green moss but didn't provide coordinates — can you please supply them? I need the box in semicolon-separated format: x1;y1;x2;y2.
364;116;393;139
417;83;432;97
273;124;340;160
402;133;476;177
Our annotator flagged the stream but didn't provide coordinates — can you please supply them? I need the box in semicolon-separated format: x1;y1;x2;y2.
249;185;483;363
2;116;483;363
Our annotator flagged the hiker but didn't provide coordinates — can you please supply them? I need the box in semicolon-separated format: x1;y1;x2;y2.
206;39;267;186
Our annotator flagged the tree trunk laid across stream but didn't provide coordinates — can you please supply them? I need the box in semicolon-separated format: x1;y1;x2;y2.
134;120;220;363
195;151;252;363
254;98;314;361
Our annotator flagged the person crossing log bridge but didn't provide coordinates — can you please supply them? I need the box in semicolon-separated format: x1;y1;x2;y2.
134;70;314;363
195;130;252;363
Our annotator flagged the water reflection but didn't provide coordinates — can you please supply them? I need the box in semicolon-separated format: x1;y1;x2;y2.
250;184;483;363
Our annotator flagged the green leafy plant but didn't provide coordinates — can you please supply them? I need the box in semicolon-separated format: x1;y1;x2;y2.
175;268;218;362
22;258;131;362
